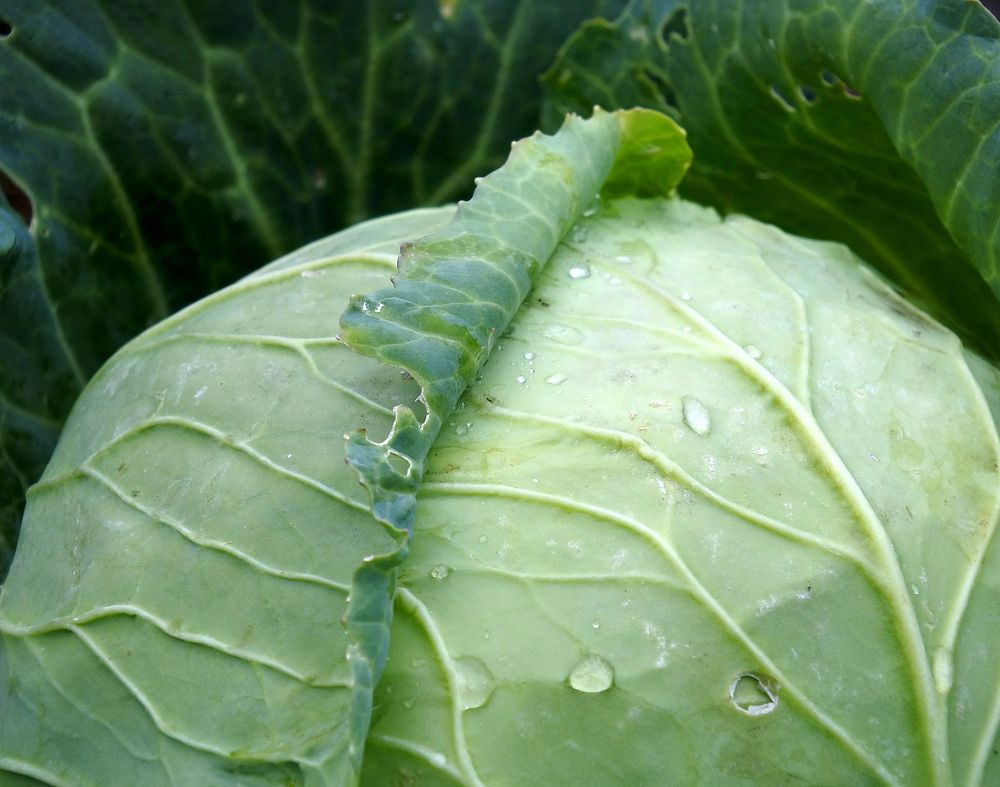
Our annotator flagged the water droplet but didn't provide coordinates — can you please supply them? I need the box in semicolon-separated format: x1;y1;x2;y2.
744;344;763;360
681;396;712;436
568;654;614;693
543;324;584;345
478;534;488;544
523;351;535;361
482;630;492;640
680;291;693;301
614;255;632;263
454;657;495;710
546;372;568;385
571;226;588;243
402;696;417;709
568;264;591;279
615;240;658;272
300;269;325;278
591;621;601;630
430;565;452;581
515;375;526;384
582;206;598;218
729;673;779;716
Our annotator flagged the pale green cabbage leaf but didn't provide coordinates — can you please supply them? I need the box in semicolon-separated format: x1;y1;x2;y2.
0;105;998;786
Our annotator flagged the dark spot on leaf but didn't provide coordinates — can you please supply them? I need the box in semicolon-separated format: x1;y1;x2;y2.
0;168;32;226
799;85;818;104
0;19;11;38
536;297;551;307
843;84;862;100
820;70;838;85
659;8;689;43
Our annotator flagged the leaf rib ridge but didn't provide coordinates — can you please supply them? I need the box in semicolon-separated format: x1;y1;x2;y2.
626;255;944;776
420;481;896;782
2;605;349;689
396;588;486;787
79;464;353;594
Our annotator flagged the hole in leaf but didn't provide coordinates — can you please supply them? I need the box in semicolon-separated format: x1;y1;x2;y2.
0;168;32;226
729;672;779;716
641;68;679;111
658;7;689;43
0;19;11;38
386;451;412;477
769;84;796;112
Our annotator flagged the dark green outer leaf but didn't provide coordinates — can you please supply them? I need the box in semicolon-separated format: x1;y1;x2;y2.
0;0;628;574
543;0;1000;358
0;197;68;571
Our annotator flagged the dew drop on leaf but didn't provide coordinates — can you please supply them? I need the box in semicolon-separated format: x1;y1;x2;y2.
454;657;495;710
543;324;583;345
744;344;763;359
681;396;712;436
568;654;614;693
429;565;452;580
546;373;568;385
568;264;591;279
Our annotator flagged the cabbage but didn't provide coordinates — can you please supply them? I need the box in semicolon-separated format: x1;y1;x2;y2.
1;107;997;786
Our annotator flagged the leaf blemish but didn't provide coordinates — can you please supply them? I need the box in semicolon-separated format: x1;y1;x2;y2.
729;673;779;716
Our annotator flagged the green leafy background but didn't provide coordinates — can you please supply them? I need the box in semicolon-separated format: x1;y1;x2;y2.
1;0;998;577
0;0;627;570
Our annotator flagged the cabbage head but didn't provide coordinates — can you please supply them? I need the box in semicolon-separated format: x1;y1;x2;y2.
1;109;998;786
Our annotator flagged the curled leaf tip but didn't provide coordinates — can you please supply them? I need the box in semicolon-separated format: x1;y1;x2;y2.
335;106;693;774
